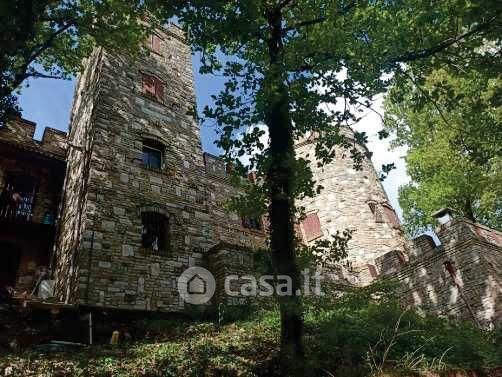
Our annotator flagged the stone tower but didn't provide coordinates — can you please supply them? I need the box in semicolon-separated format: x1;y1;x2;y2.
295;128;408;282
52;24;265;310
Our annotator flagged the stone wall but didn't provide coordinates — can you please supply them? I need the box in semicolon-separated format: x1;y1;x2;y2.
294;128;409;267
378;219;502;328
52;48;105;303
206;242;256;307
54;24;266;311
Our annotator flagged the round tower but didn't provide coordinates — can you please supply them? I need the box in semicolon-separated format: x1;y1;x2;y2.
295;127;408;269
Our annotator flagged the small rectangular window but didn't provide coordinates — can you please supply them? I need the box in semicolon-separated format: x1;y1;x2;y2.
302;213;322;241
242;217;262;231
383;205;401;228
150;34;161;54
142;144;162;170
141;73;164;102
142;212;169;253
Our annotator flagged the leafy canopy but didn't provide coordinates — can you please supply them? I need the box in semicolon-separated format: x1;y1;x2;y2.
0;0;175;123
385;65;502;235
178;0;500;205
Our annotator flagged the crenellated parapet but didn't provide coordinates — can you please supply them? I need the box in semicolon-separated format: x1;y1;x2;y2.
0;117;67;160
376;217;502;328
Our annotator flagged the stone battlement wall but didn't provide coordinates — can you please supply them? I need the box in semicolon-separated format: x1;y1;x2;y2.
0;117;66;159
378;219;502;328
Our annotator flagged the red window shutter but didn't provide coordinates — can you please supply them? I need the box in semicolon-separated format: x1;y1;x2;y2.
142;74;156;97
383;205;400;228
154;78;164;101
396;250;407;265
367;264;378;278
302;213;322;241
151;34;161;53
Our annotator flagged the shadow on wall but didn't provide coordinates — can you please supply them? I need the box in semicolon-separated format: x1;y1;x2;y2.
375;210;502;329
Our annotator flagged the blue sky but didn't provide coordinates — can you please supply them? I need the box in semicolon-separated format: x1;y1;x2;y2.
19;55;225;157
17;54;409;218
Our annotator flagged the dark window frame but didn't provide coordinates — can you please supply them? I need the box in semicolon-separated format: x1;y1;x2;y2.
141;211;170;254
141;140;164;171
242;216;262;231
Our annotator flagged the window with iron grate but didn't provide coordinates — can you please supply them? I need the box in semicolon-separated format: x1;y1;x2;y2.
0;174;37;222
141;211;170;254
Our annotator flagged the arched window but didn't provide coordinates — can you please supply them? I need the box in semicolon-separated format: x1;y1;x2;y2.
141;211;170;254
142;139;164;170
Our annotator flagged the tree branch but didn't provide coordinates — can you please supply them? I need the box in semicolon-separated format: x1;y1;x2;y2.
387;14;499;65
27;71;67;80
293;12;499;73
10;20;76;92
282;1;356;34
283;16;327;34
28;20;76;64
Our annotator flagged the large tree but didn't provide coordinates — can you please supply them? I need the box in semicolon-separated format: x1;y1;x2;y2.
176;0;500;372
0;0;175;124
385;66;501;235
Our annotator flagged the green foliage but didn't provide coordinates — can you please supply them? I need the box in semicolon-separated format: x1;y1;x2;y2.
178;0;500;183
2;285;500;376
303;284;501;375
0;0;176;123
385;66;502;235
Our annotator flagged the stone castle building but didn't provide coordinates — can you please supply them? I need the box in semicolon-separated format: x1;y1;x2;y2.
0;24;500;327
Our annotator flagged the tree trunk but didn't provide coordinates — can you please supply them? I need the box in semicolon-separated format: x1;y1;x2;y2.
463;200;476;222
264;7;305;375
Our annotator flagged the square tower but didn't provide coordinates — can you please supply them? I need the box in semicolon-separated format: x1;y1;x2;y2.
52;24;265;311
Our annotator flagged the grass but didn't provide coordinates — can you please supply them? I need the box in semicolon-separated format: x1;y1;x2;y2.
1;285;501;377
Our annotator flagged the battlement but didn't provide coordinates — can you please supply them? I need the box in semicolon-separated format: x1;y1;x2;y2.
437;218;502;248
165;23;186;41
203;152;228;178
0;117;67;159
374;217;502;328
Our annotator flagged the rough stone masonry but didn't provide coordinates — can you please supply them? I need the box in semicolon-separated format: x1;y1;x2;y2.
1;23;499;327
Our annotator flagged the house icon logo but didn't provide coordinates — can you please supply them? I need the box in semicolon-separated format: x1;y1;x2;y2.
178;266;216;304
187;274;207;295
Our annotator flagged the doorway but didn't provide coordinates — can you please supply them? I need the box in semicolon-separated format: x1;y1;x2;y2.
0;242;20;289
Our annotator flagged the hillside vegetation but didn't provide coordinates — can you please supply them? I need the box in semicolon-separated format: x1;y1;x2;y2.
1;285;501;377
